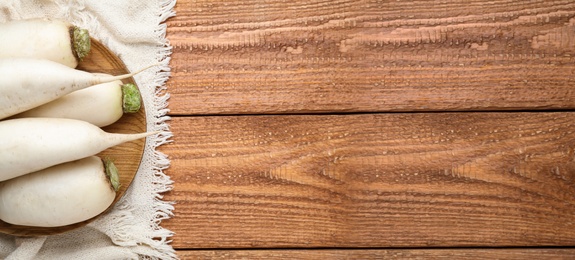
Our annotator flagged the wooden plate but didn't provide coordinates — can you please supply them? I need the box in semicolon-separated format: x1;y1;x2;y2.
0;39;147;236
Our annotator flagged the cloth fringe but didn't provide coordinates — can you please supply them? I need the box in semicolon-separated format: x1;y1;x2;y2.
53;0;178;259
108;0;178;258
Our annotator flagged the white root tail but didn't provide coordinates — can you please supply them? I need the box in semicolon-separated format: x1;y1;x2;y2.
0;118;156;181
0;59;157;120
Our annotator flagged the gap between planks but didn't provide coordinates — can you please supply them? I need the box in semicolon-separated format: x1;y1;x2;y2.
175;248;575;259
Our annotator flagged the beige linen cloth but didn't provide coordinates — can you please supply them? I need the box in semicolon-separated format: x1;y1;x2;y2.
0;0;176;259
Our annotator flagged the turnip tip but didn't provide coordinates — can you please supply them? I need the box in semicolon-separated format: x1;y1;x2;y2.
104;159;121;191
122;83;141;113
72;26;91;61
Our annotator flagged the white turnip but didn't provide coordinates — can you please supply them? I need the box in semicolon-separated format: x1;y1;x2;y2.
0;117;156;181
0;18;90;68
0;156;118;227
0;58;151;120
12;74;141;127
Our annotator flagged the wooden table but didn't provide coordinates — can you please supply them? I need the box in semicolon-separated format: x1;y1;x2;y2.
161;1;575;258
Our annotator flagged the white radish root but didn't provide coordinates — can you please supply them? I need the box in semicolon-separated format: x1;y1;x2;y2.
0;117;156;181
0;156;118;227
0;58;152;120
0;18;90;68
11;74;142;127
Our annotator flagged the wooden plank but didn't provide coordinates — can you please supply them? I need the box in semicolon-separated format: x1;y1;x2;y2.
177;249;575;259
161;113;575;248
166;0;575;115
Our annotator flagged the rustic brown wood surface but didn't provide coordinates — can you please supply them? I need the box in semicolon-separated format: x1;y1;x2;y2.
162;0;575;258
163;113;575;248
167;0;575;115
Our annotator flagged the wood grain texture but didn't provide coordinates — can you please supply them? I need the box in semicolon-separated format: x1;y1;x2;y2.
161;113;575;248
167;0;575;115
177;249;575;259
164;0;575;255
